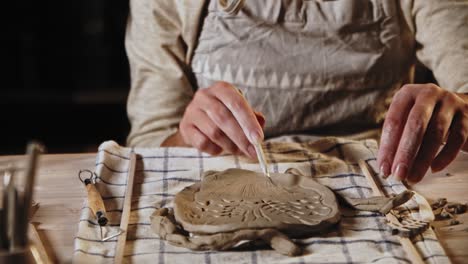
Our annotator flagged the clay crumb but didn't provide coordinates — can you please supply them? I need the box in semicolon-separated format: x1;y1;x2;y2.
439;209;452;220
445;173;453;177
431;198;448;210
453;203;467;214
432;199;467;226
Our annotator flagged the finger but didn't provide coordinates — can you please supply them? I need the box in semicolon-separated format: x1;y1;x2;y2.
183;125;222;155
431;112;468;172
391;95;436;181
196;92;256;158
191;109;239;154
208;82;264;144
378;89;415;177
408;103;453;183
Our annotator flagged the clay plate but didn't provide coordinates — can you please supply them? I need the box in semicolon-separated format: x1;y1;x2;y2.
174;169;341;237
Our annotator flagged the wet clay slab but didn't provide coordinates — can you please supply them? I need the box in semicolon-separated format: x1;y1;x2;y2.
174;169;341;236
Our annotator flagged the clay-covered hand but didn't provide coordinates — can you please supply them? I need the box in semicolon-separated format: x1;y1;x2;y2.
162;81;265;158
377;84;468;183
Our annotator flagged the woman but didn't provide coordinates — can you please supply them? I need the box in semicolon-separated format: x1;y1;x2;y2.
125;0;468;183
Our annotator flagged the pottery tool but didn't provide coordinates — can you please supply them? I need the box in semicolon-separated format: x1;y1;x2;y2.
358;160;424;264
0;168;8;250
0;142;44;255
79;170;108;239
19;142;44;247
28;223;55;263
114;151;137;264
253;141;271;178
4;169;18;251
101;230;123;242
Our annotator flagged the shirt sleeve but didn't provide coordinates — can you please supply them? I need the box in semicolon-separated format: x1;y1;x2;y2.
411;0;468;93
125;0;205;147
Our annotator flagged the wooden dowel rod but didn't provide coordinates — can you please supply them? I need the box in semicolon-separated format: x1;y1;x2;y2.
29;223;54;264
85;183;108;226
114;152;137;264
21;142;44;247
358;160;425;264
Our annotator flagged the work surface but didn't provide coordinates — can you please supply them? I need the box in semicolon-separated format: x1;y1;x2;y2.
0;150;467;263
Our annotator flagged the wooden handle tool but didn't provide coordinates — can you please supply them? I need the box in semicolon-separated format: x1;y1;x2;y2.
84;179;108;227
79;170;108;240
79;170;108;227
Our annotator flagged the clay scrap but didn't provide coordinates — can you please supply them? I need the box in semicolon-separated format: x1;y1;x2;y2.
431;198;467;225
387;217;430;237
341;190;414;214
341;190;429;237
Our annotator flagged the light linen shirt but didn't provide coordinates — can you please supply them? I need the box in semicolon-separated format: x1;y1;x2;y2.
125;0;468;147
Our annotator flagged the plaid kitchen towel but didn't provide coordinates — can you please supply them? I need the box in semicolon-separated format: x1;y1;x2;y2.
73;137;450;264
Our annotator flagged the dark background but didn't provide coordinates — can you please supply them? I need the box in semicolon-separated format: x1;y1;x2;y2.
2;0;131;155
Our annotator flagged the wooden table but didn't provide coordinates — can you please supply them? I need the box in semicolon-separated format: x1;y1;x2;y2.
0;151;467;263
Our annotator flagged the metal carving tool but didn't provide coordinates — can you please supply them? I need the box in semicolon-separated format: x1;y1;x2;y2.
102;229;123;242
253;141;276;185
253;141;270;177
79;170;108;240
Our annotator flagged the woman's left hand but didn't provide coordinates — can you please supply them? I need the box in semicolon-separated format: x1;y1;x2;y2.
377;83;468;184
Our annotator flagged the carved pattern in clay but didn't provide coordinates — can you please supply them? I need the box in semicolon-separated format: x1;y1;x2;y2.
174;168;341;236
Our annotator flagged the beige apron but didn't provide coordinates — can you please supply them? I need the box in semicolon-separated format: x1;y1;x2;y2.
191;0;414;138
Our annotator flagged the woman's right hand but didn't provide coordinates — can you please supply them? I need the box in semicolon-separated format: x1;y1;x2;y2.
161;81;265;158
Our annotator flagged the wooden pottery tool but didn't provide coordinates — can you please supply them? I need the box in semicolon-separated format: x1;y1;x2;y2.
19;142;44;248
0;142;47;263
79;170;108;239
4;169;19;251
28;223;55;263
358;160;425;264
114;151;137;263
0;167;11;250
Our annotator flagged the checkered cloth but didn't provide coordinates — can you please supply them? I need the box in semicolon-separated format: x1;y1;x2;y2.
73;138;450;263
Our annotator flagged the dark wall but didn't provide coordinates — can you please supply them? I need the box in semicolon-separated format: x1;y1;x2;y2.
2;0;130;154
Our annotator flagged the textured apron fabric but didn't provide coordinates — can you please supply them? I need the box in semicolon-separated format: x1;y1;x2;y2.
191;0;413;137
